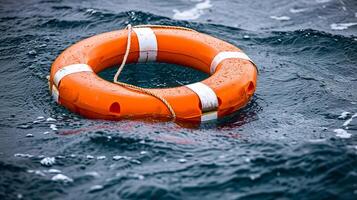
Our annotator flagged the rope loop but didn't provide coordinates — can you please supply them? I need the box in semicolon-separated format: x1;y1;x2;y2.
113;24;177;120
133;24;197;32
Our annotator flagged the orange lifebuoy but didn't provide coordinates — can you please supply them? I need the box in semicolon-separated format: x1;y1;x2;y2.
49;25;257;122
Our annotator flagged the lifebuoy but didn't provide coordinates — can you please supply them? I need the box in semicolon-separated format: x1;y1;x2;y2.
49;25;257;122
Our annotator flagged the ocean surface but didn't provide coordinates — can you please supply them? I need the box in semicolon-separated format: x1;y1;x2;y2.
1;0;357;199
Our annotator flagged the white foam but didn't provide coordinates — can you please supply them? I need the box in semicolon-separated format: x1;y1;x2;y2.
330;22;357;30
270;16;291;21
27;170;45;176
316;0;331;3
46;117;56;122
85;171;100;178
86;155;94;159
308;139;327;143
289;8;307;13
173;0;212;20
96;155;106;160
50;124;58;131
51;174;73;182
113;155;123;160
89;185;103;192
47;169;61;174
130;173;144;180
40;157;56;166
36;170;45;176
130;159;141;164
249;174;260;180
334;129;352;139
15;153;33;158
28;50;37;56
338;111;350;119
86;8;97;15
113;155;131;161
343;113;357;127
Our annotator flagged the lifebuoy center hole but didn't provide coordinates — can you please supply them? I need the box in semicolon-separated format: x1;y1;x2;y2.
98;63;208;88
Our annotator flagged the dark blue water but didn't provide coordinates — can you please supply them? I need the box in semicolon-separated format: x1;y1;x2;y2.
1;0;357;199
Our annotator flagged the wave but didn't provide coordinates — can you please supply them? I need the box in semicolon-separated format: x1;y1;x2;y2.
173;0;212;20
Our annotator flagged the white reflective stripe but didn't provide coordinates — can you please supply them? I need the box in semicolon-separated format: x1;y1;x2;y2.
201;111;218;122
133;28;158;62
51;85;59;103
53;64;93;87
186;82;218;121
186;82;218;112
210;51;253;74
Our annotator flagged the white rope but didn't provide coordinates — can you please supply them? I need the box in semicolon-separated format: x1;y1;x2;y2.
113;24;188;120
113;24;133;82
133;24;197;32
